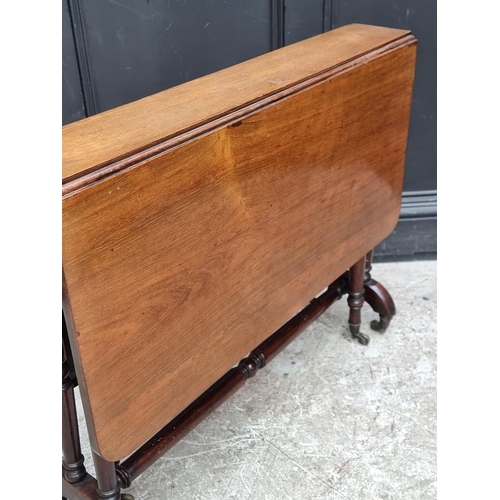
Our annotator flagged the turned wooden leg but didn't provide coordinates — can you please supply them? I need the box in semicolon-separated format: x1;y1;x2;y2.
62;342;87;484
92;452;123;500
363;249;396;333
348;256;370;345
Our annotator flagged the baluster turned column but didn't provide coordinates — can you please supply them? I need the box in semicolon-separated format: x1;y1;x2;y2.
62;341;86;484
348;256;370;345
92;452;123;500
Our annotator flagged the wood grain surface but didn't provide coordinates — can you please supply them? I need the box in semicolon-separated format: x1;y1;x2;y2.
62;24;411;185
62;25;417;462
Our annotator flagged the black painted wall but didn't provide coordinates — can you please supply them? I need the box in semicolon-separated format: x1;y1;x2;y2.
62;0;86;123
62;0;436;261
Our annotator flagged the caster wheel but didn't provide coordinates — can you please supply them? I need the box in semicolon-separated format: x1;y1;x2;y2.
354;332;370;345
370;316;390;333
370;320;384;332
121;495;135;500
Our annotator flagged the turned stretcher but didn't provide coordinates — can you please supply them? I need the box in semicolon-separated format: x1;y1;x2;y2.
62;23;417;499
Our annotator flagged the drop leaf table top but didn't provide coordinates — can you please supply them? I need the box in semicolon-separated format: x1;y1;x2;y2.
62;23;416;500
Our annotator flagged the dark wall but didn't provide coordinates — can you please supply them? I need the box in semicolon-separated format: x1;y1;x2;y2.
334;0;436;193
62;0;436;261
62;0;86;124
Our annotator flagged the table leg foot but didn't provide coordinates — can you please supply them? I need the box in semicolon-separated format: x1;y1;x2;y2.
363;250;396;334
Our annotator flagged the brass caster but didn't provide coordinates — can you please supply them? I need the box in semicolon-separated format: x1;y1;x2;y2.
370;316;390;334
121;495;135;500
354;332;370;345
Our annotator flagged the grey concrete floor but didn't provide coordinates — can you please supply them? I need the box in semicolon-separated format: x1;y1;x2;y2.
75;260;437;500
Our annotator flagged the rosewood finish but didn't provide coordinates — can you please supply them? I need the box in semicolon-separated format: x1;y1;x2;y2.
62;23;413;186
62;23;416;499
116;278;345;488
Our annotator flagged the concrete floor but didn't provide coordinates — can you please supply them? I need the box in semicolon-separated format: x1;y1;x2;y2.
75;260;437;500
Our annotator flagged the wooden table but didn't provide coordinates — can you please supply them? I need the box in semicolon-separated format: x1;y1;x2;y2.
62;23;416;499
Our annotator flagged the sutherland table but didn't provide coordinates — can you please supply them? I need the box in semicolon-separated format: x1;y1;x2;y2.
62;23;417;500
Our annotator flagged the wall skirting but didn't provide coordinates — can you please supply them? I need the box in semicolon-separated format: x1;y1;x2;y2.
374;190;437;262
